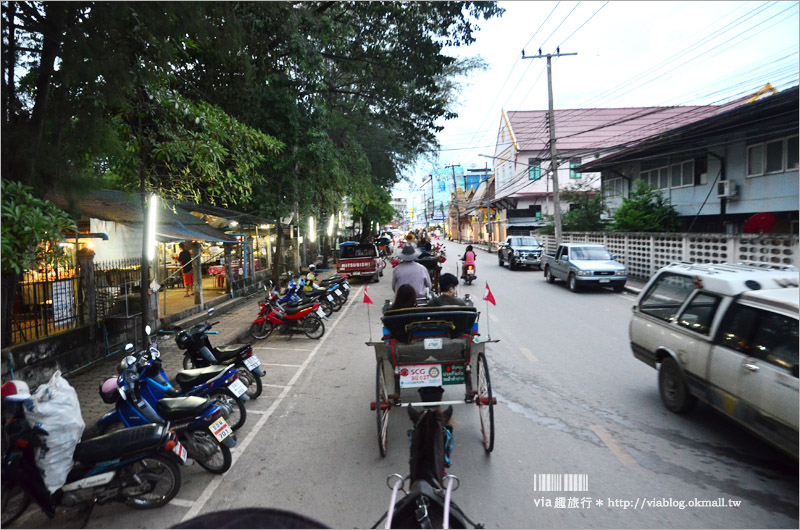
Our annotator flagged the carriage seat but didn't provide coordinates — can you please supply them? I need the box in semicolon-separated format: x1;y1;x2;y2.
381;305;478;343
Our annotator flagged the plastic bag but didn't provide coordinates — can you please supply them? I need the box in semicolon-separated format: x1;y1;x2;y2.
23;370;85;493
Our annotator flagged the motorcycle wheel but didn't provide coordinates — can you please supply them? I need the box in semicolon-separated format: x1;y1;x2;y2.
122;455;181;509
302;314;325;339
182;355;193;370
1;481;30;526
330;297;343;312
238;368;263;399
192;431;232;474
320;299;334;317
250;320;274;340
211;390;246;431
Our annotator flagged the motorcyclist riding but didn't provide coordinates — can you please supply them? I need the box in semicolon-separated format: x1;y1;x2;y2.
461;245;476;279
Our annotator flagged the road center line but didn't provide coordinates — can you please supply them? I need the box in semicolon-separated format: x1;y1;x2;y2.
589;425;637;465
180;286;364;523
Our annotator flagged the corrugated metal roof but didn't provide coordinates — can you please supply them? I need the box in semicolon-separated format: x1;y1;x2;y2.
47;189;238;242
507;97;751;154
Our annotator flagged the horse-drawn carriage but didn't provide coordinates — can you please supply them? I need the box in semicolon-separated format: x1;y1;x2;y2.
368;305;495;456
368;304;496;528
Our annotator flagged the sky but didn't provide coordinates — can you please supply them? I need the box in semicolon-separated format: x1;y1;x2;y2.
393;0;799;199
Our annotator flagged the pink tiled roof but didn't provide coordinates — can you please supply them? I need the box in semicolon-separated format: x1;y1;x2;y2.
507;99;750;154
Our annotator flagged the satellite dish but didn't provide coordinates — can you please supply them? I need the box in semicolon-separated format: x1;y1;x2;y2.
743;212;776;234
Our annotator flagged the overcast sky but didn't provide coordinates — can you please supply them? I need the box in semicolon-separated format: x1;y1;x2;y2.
394;0;799;198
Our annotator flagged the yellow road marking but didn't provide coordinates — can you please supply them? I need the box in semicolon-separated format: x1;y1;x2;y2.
589;425;637;465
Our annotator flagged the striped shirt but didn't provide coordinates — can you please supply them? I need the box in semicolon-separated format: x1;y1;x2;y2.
392;261;432;297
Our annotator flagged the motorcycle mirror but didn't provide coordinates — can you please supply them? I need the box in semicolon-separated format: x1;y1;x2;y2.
145;325;152;336
208;308;216;317
124;343;134;354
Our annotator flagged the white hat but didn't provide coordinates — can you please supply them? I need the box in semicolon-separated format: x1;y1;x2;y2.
1;380;31;401
398;243;421;262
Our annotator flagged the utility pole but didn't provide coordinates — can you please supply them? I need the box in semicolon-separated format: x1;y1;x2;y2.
446;164;461;242
522;48;576;244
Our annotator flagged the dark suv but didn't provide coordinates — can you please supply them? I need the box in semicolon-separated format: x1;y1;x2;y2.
498;236;544;270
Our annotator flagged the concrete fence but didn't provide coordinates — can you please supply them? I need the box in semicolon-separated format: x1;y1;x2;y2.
540;232;799;280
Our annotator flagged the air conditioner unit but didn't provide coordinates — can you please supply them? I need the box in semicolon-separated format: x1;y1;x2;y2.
716;180;738;199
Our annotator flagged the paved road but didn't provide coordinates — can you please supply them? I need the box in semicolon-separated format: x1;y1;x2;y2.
11;241;798;528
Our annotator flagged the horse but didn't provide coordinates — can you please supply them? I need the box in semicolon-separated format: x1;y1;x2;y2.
378;405;481;529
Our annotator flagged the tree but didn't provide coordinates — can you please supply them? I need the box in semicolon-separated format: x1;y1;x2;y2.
559;183;608;232
1;180;75;346
610;182;680;232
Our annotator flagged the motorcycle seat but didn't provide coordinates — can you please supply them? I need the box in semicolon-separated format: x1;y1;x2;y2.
175;365;228;386
155;396;214;421
74;424;166;463
215;344;251;360
284;303;314;315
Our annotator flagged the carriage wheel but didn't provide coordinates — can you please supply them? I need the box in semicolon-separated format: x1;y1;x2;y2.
376;359;390;457
476;352;495;453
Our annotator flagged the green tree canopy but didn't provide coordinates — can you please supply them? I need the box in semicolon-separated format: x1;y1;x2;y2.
610;182;680;232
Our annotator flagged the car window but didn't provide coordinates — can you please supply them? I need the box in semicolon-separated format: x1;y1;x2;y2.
752;311;798;374
571;247;612;260
511;237;540;247
639;273;696;322
340;245;376;258
716;303;799;374
716;303;760;355
677;292;722;335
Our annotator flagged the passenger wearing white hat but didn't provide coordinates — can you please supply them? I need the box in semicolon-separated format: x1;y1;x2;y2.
392;243;431;299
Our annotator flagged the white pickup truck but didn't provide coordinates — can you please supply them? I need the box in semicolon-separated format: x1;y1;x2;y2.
630;262;798;458
541;243;627;292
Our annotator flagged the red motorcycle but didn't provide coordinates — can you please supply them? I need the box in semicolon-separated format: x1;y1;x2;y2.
250;289;326;340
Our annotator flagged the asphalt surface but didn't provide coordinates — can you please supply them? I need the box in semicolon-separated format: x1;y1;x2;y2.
9;243;798;529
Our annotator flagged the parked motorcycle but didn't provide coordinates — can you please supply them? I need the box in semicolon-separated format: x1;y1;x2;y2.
280;278;336;316
96;341;236;475
130;337;248;431
250;289;326;340
175;308;265;400
2;403;184;525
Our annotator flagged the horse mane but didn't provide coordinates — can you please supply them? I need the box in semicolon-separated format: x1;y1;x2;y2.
407;406;453;489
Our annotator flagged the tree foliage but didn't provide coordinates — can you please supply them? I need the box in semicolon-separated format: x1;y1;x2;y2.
1;180;74;275
559;183;608;232
610;182;680;232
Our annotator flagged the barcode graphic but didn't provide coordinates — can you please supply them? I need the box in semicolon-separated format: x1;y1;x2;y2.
533;474;588;492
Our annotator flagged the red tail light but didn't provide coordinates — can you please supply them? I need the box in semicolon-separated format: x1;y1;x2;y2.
165;440;177;451
15;438;29;449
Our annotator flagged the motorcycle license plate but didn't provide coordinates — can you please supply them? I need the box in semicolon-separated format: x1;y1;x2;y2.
228;379;247;398
343;281;350;290
315;307;326;318
209;417;232;442
172;441;188;463
244;355;262;370
326;294;334;302
335;289;343;297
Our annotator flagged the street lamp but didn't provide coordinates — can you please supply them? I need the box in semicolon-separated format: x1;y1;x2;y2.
146;193;158;261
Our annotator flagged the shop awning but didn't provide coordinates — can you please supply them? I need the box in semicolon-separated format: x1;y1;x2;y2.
154;221;239;243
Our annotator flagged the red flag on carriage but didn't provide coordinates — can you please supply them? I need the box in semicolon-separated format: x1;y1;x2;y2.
483;282;496;306
363;285;374;304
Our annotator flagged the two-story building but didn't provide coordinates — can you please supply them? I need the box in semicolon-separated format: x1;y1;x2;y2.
578;86;798;234
490;99;753;242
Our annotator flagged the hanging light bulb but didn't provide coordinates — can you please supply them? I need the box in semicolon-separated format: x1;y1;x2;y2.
308;216;316;242
327;214;335;237
146;194;158;261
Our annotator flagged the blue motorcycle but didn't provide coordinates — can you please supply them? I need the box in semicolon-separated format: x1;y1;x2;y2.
96;339;236;475
141;333;249;431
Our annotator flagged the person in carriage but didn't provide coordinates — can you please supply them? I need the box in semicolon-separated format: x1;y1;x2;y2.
428;273;466;307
